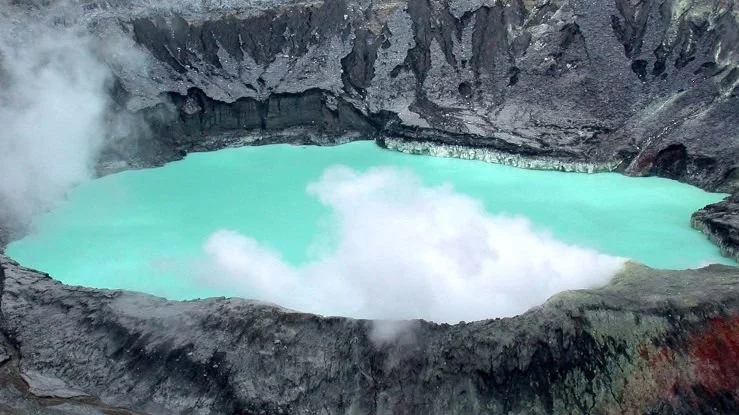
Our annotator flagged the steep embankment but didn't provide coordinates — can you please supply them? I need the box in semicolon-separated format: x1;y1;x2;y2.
2;0;739;413
85;0;739;256
90;0;738;188
3;256;739;414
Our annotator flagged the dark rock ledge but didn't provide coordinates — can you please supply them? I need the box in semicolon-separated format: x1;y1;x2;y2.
692;193;739;263
2;256;739;414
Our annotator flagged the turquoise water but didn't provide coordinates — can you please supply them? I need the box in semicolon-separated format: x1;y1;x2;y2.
6;141;734;301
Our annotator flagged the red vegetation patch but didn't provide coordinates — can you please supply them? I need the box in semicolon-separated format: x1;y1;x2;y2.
622;315;739;412
688;315;739;394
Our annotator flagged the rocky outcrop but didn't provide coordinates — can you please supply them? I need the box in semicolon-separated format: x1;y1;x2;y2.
2;1;708;182
3;256;739;414
692;193;739;262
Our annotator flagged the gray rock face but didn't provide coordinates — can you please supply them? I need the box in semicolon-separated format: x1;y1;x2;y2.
76;0;738;191
44;404;106;415
692;192;739;262
3;256;739;414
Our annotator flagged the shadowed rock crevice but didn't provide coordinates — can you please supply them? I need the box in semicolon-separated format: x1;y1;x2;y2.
470;4;523;78
610;0;657;59
651;143;688;179
341;28;380;96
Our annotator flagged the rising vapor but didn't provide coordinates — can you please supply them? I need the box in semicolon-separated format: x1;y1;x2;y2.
203;166;626;324
0;27;108;220
0;1;146;231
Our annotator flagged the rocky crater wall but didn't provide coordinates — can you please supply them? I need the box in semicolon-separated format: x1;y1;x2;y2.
3;257;739;414
80;0;739;191
82;0;739;261
5;0;739;254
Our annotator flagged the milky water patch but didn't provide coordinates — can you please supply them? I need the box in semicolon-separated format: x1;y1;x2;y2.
6;142;733;323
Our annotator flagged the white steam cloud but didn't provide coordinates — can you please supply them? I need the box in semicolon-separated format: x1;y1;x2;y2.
0;28;107;219
203;166;625;324
0;1;142;226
